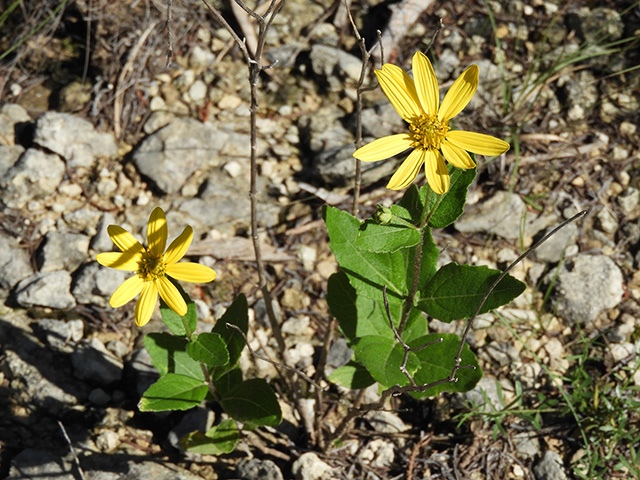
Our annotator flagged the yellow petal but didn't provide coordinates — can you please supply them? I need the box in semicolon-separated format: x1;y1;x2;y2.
163;226;193;265
157;277;187;316
110;275;145;308
167;262;216;283
375;64;423;121
413;52;439;115
438;65;479;122
424;149;450;194
147;207;168;258
96;251;141;271
386;148;426;190
135;282;158;327
446;130;510;156
441;140;476;169
107;225;144;255
353;134;413;162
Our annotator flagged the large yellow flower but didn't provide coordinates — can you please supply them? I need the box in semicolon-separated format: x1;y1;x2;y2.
96;207;216;327
354;51;510;194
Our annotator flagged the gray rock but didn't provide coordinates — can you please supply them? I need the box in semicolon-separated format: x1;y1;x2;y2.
291;452;334;480
326;337;353;369
533;450;568;480
546;254;623;324
0;145;25;177
15;271;77;309
462;377;502;412
132;118;229;194
0;103;31;146
91;212;118;252
33;111;117;167
309;44;362;83
562;71;598;121
62;207;103;234
360;102;405;141
532;222;578;263
82;455;205;480
37;231;90;273
0;232;34;289
8;449;74;480
484;341;520;367
512;431;542;460
0;317;87;414
71;338;123;385
128;347;159;396
31;318;84;353
455;191;551;241
578;7;624;42
237;458;284;480
1;148;65;208
72;262;128;307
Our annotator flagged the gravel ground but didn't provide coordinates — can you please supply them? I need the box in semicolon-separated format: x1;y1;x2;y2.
0;0;639;479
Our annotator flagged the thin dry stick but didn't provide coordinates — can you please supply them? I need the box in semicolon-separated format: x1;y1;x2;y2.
165;0;173;67
58;420;86;480
201;0;287;357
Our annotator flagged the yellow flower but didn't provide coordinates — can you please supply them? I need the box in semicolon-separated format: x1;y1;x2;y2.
354;51;510;194
96;207;216;327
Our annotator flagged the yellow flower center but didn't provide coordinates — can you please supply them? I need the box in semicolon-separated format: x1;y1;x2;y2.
137;250;166;281
409;114;449;150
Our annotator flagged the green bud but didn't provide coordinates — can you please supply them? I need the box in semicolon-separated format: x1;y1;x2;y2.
374;206;393;225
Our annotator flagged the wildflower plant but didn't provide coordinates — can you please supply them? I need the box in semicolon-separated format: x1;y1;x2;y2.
98;207;281;454
324;52;524;405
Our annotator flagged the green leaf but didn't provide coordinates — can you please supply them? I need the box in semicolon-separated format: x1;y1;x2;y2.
220;379;282;429
355;220;421;253
352;336;420;388
159;282;197;336
324;206;408;302
425;165;476;229
213;367;243;398
211;294;248;368
324;206;439;306
397;185;424;224
408;333;482;398
326;271;428;344
187;333;229;368
180;418;239;454
144;333;205;380
139;373;208;411
328;361;375;389
417;263;526;322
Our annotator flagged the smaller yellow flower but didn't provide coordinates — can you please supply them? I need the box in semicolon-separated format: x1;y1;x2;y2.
96;207;216;327
354;51;510;194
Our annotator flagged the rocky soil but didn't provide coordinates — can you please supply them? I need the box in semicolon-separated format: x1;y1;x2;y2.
0;0;639;479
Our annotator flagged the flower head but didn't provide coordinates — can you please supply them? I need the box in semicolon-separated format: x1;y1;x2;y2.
96;207;216;327
354;52;510;194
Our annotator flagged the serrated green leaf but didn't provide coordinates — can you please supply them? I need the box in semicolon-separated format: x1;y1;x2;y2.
220;379;282;429
355;220;421;253
324;206;439;306
352;336;420;388
324;206;408;302
416;263;526;322
144;333;205;380
408;333;482;398
180;418;239;454
424;165;476;229
187;333;229;368
159;282;197;336
211;294;248;368
139;373;208;411
327;271;428;344
328;361;375;389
